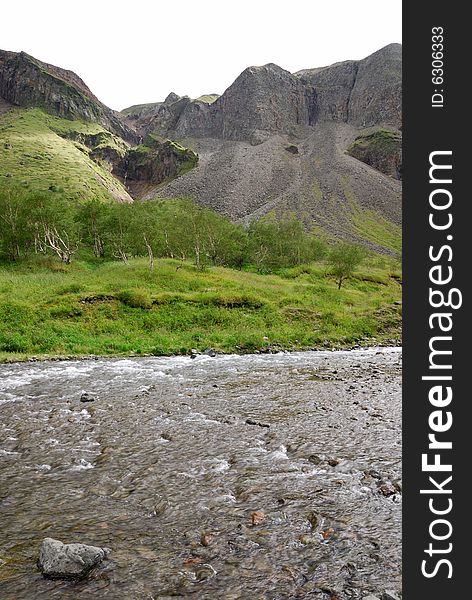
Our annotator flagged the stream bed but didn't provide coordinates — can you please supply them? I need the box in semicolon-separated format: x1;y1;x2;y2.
0;348;402;599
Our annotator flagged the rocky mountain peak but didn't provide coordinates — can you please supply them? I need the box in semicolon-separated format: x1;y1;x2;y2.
0;49;136;142
123;44;401;144
164;92;181;104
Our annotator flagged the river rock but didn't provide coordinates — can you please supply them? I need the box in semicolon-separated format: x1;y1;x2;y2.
379;482;396;497
245;418;270;428
368;469;382;480
80;392;96;403
382;592;401;600
204;347;217;357
195;563;216;581
38;537;111;580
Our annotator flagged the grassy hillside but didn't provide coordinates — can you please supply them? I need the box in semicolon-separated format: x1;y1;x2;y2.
0;256;401;361
0;108;131;201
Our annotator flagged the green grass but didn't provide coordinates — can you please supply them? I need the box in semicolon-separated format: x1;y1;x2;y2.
120;102;162;117
0;256;402;361
195;94;219;104
339;175;402;255
351;209;402;254
0;108;131;201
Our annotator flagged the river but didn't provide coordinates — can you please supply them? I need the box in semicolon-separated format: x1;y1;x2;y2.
0;348;402;599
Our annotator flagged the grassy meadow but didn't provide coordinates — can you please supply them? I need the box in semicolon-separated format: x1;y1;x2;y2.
0;255;401;362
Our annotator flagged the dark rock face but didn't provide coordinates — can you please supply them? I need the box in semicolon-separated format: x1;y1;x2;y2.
348;44;402;129
113;135;198;188
38;538;111;580
0;50;136;142
149;95;193;135
297;60;359;122
296;43;402;129
136;64;316;144
194;63;316;142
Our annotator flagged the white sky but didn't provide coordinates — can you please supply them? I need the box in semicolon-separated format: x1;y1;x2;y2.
2;0;402;111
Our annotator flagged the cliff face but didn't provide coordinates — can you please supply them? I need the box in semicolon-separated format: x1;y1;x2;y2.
180;63;316;143
297;60;359;123
0;50;136;142
112;135;198;197
0;51;200;202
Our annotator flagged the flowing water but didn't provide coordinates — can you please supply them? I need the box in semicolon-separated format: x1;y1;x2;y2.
0;349;402;599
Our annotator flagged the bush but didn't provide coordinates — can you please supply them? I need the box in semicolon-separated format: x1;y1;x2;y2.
116;289;152;309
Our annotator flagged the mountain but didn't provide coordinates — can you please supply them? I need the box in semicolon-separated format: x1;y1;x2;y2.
1;45;401;253
121;44;401;253
0;51;198;202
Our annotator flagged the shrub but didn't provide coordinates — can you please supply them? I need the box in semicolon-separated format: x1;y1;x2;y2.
116;289;152;309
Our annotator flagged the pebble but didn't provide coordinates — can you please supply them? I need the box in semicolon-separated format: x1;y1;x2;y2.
245;418;270;428
382;592;401;600
379;483;396;497
195;564;217;581
80;392;96;403
251;510;266;525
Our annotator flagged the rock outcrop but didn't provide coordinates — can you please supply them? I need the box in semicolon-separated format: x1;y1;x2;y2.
129;64;316;144
113;134;198;196
118;44;403;252
0;51;200;201
0;50;136;142
347;128;402;179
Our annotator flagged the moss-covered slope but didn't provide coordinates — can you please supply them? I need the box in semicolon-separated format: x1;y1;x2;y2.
0;108;199;201
347;128;402;180
0;108;132;201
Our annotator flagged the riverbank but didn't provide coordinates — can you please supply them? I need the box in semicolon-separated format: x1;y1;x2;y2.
0;256;401;362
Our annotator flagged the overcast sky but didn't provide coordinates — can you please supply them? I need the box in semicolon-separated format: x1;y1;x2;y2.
3;0;401;111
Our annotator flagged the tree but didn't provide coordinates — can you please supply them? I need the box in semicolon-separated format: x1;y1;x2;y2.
132;201;164;272
248;212;326;272
103;203;135;263
76;199;110;259
30;192;80;264
0;183;33;260
328;242;366;289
